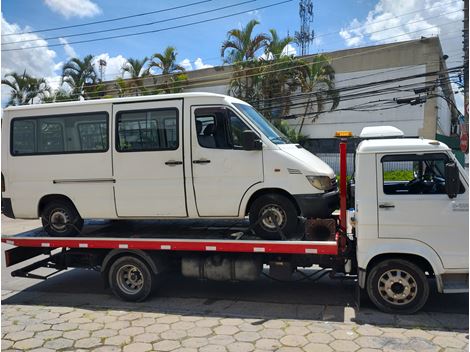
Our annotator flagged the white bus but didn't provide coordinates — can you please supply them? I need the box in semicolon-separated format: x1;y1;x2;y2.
2;93;338;238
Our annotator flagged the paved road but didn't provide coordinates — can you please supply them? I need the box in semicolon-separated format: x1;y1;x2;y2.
2;216;469;351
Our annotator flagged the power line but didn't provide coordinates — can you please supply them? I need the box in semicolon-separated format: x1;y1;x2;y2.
2;0;258;45
1;0;293;52
1;0;213;37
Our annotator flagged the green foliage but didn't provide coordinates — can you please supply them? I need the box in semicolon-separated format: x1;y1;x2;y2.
272;119;307;144
1;71;51;106
383;170;414;181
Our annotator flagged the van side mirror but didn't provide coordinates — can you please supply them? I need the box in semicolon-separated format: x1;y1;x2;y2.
241;130;262;151
445;162;460;198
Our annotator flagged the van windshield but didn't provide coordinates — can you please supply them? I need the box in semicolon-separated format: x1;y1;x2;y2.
233;103;290;144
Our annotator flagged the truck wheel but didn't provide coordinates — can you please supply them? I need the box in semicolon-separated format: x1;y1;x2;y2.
41;200;83;237
366;259;429;314
249;194;298;240
109;256;153;302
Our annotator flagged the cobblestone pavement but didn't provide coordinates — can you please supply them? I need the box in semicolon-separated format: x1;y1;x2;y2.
2;287;469;352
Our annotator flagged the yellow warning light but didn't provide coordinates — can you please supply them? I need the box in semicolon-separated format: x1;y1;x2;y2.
335;131;353;138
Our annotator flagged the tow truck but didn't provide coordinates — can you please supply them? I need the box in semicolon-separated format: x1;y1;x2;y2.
2;127;468;314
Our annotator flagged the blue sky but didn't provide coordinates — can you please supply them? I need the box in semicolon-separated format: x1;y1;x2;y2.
1;0;464;107
2;0;376;68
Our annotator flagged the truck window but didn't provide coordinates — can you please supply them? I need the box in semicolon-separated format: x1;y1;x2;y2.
194;107;250;149
11;113;108;156
381;153;464;195
116;108;178;152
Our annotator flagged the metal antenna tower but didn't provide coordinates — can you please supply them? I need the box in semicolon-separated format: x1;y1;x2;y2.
295;0;315;56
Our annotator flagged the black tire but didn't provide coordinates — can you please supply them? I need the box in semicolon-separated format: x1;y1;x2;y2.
109;256;154;302
249;194;298;240
366;259;429;314
41;200;83;237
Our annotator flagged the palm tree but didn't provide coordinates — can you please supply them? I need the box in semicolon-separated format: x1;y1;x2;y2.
221;19;269;63
264;29;294;60
61;55;97;99
121;57;150;95
2;71;50;106
149;47;185;75
42;88;70;103
295;54;340;133
257;29;297;118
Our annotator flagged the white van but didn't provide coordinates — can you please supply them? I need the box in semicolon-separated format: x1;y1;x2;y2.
1;93;338;238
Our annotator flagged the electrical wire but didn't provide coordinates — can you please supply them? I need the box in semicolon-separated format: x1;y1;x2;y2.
1;0;259;45
1;0;293;52
1;0;214;36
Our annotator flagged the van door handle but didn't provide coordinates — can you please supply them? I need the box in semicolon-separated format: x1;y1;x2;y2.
379;203;395;209
165;160;183;166
193;159;211;164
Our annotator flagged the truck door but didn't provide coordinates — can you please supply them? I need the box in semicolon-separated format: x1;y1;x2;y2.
190;106;263;216
377;152;469;269
112;100;187;217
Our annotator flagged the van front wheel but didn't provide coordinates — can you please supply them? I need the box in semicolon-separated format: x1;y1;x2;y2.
249;194;298;240
41;200;83;237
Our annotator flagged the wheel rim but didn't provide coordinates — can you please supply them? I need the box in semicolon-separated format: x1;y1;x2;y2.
259;204;287;231
378;269;418;305
49;209;70;232
116;264;144;295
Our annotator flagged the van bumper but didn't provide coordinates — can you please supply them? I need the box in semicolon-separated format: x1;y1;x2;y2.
294;190;339;218
2;198;15;219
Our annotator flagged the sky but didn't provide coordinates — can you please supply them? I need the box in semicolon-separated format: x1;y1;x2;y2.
1;0;465;109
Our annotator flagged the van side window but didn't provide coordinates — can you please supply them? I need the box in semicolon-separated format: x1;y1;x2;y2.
12;120;36;154
381;153;464;195
194;107;251;149
11;113;108;156
116;109;178;152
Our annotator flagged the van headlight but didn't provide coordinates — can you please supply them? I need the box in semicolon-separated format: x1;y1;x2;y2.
306;176;332;190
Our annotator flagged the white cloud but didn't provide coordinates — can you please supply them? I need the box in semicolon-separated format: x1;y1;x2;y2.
44;0;101;19
1;16;62;106
179;58;193;71
92;53;128;81
59;38;77;58
339;0;463;52
194;58;213;70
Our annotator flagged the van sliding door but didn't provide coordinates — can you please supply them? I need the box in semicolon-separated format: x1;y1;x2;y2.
112;100;187;217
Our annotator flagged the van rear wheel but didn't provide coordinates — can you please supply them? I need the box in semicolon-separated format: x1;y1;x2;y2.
249;194;298;240
41;200;83;237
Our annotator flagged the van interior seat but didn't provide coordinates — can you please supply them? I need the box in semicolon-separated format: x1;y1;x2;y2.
198;123;217;148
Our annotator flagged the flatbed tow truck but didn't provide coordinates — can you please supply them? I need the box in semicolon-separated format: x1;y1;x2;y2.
3;128;468;314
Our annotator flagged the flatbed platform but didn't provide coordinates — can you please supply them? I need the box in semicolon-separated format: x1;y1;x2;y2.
1;219;339;255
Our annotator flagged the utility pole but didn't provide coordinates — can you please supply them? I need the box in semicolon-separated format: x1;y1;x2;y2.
98;59;107;82
295;0;315;56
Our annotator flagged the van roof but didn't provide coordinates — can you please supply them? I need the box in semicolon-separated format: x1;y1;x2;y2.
3;92;245;111
357;138;450;154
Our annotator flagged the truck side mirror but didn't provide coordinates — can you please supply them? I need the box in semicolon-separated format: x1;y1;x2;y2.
445;162;460;198
241;130;262;151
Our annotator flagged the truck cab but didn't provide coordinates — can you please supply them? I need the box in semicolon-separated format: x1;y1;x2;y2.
353;131;469;313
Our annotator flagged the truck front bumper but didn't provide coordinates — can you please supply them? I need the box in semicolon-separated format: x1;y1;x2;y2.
294;190;339;219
